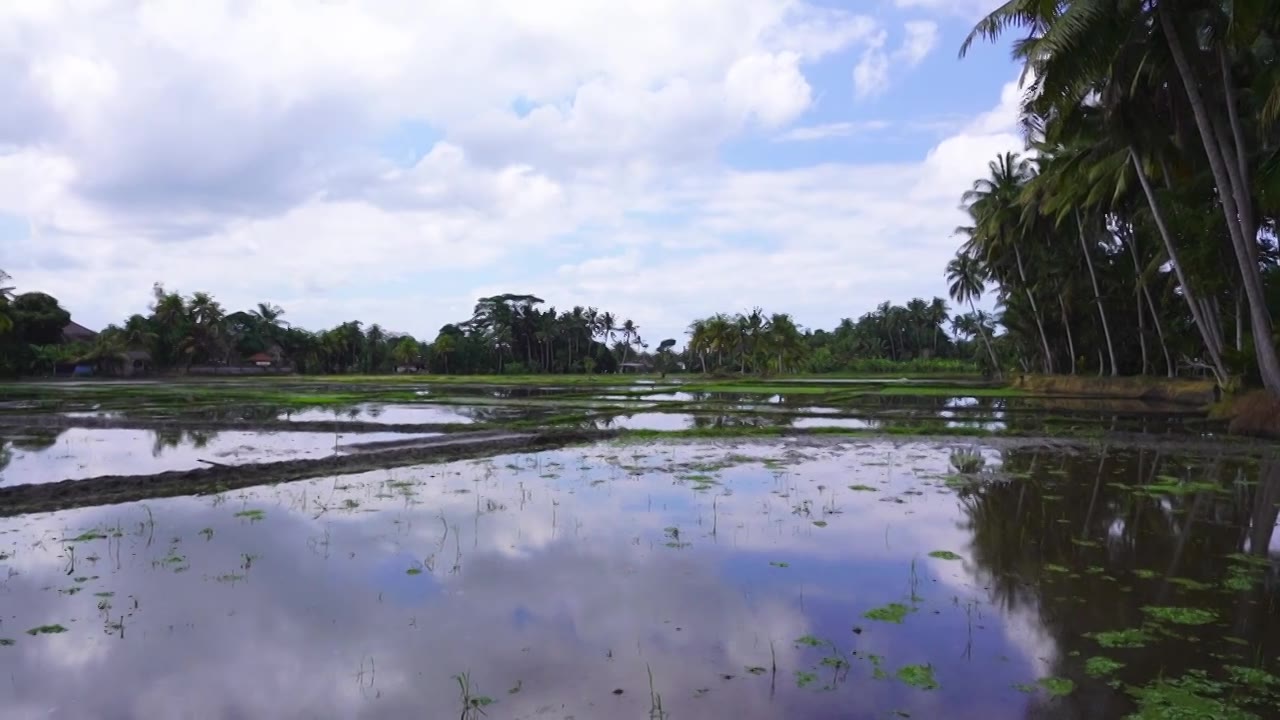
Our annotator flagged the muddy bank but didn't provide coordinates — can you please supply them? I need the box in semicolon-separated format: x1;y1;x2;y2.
0;413;470;436
0;429;614;517
1011;374;1218;406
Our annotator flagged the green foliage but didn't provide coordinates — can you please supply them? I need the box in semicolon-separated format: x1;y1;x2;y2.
1139;606;1218;626
927;550;962;561
956;0;1280;388
1126;670;1256;720
863;603;913;624
1088;628;1152;648
895;664;938;690
1085;656;1125;678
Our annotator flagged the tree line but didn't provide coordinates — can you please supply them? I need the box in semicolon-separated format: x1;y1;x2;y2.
953;0;1280;391
0;273;979;376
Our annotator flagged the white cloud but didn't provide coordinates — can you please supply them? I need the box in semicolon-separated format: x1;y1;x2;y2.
0;0;1023;345
772;121;892;142
852;21;936;100
853;31;891;99
893;0;997;19
895;21;939;66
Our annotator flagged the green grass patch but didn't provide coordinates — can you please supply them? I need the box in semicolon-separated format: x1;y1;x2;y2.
863;603;913;624
927;550;962;561
1140;606;1218;626
896;664;938;690
1088;628;1152;648
26;625;67;636
1084;656;1125;678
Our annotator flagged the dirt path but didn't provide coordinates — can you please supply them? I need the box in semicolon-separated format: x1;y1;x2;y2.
0;429;613;517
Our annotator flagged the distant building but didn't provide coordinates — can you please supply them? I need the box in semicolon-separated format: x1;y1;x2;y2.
62;321;99;344
121;350;152;377
248;352;274;367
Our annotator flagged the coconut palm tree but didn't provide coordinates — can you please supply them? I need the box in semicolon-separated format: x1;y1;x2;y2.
962;0;1280;390
947;251;1002;377
960;152;1054;373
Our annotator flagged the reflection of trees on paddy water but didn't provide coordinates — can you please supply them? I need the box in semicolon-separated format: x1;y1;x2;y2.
959;448;1279;717
3;428;66;452
151;428;219;456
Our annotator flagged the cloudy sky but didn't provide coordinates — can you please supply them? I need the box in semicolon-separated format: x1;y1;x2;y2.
0;0;1020;343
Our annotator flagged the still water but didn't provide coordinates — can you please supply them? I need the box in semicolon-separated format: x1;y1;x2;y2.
0;439;1276;718
0;428;429;485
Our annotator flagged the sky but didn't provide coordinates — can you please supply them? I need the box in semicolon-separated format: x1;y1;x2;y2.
0;0;1022;344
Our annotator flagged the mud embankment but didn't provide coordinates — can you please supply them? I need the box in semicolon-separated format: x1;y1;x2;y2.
0;429;615;517
1011;375;1219;407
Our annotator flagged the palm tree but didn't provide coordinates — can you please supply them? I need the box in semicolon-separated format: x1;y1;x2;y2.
961;152;1054;373
947;252;1001;377
962;0;1280;390
618;319;640;368
250;302;288;350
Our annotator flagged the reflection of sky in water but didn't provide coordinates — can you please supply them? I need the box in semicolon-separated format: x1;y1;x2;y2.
0;429;429;486
599;412;694;430
0;440;1090;720
281;403;479;424
792;417;874;429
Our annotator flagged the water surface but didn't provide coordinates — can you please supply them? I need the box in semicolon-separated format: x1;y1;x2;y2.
0;440;1275;718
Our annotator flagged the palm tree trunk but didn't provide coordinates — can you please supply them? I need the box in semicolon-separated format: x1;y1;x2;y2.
1077;211;1118;376
1161;6;1280;393
1122;225;1156;376
1144;286;1174;378
1131;149;1229;385
969;300;1001;379
1014;244;1053;373
1059;296;1077;375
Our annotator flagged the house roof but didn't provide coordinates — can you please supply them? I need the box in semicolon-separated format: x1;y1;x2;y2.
247;352;274;362
63;320;99;341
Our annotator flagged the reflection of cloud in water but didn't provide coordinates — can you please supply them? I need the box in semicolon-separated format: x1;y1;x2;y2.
1;439;1190;720
0;429;432;486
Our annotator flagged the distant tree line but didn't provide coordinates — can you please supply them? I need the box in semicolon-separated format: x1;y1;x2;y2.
0;273;980;377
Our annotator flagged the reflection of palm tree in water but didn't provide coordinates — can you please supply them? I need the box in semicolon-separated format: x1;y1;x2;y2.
958;448;1280;718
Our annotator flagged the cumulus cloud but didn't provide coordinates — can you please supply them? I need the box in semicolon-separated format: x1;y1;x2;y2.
0;0;1022;344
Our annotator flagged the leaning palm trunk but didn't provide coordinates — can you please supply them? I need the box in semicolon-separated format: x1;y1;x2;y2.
1014;244;1054;373
970;299;1001;379
1124;226;1172;376
1131;150;1229;386
1077;211;1117;375
1160;6;1280;393
1059;296;1077;375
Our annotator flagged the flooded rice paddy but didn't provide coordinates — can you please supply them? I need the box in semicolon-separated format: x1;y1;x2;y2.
0;428;435;486
0;376;1276;718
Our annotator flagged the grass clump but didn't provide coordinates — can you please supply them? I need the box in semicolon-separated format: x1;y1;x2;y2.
26;625;68;636
896;664;938;690
927;550;962;561
863;603;913;624
1088;628;1152;648
1084;656;1125;678
1140;606;1218;626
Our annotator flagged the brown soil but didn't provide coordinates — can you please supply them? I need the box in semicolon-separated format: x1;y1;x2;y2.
1221;390;1280;439
0;429;614;518
1011;374;1219;407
